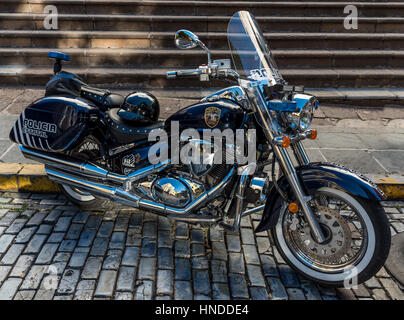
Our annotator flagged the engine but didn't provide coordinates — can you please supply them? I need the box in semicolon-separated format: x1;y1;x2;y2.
134;139;233;210
131;138;270;213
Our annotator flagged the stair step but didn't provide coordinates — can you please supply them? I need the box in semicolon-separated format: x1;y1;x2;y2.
67;86;404;104
2;2;403;97
2;13;404;33
1;30;404;50
3;66;404;89
124;87;404;105
3;0;404;17
1;48;404;68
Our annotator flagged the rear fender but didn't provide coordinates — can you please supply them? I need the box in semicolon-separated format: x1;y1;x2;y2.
255;162;386;233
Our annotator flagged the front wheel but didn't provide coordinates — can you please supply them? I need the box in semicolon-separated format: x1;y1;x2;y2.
272;187;391;287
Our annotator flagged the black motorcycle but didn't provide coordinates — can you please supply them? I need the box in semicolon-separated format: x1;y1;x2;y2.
10;11;390;287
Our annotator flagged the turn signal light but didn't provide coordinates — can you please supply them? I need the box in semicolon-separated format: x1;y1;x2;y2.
288;202;299;214
309;129;318;140
282;136;291;148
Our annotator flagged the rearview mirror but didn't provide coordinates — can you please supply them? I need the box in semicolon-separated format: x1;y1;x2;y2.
175;30;199;49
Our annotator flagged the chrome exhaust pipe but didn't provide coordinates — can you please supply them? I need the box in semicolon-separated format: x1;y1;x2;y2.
20;145;170;185
46;168;142;207
45;166;236;216
21;145;242;219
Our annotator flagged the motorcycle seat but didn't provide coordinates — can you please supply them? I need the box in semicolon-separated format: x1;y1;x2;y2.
105;108;164;144
45;71;125;110
81;85;125;109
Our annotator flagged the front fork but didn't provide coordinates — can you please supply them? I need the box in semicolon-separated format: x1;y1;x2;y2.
247;85;325;243
291;141;310;166
273;141;326;243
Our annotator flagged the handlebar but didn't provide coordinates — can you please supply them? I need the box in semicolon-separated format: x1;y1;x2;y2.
166;68;202;79
166;64;239;81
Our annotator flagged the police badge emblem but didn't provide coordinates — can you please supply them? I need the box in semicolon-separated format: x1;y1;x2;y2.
204;107;221;128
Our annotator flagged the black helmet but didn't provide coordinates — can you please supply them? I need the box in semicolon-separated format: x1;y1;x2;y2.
119;91;160;125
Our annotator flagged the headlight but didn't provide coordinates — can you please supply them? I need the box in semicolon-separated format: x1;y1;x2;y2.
282;98;316;132
298;102;314;131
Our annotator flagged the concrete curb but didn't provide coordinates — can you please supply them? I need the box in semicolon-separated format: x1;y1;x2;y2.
0;163;403;199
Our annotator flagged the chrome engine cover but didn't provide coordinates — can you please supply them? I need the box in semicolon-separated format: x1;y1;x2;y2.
186;139;217;177
151;177;192;208
246;173;270;205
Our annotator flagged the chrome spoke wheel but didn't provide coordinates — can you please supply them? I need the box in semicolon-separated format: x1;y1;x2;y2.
273;187;381;284
284;203;366;273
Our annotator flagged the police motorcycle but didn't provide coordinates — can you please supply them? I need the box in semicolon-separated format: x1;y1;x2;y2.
10;11;390;287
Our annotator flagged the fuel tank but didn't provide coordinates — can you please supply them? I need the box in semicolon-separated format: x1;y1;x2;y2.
165;99;246;133
9;96;99;153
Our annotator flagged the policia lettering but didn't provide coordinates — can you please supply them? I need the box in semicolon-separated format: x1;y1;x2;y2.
23;119;57;138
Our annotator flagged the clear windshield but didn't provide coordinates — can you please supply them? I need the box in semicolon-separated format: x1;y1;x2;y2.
227;11;284;85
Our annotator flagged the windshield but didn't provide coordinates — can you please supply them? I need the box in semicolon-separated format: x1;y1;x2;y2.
227;11;284;85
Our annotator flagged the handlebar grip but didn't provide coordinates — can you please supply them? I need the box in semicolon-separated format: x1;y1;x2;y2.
166;69;201;79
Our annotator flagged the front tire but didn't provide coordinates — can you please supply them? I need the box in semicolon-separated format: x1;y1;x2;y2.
272;187;391;287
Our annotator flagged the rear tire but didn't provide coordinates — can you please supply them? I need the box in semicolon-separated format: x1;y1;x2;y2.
271;187;391;287
60;184;110;210
58;136;110;210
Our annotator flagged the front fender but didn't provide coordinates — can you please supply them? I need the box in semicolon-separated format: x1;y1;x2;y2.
255;162;386;233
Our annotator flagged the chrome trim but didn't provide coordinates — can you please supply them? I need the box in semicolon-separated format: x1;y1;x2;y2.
220;162;256;231
242;204;265;217
168;214;220;223
151;177;192;207
22;144;236;217
291;141;310;166
20;145;170;186
247;86;326;243
274;146;325;243
249;175;269;204
21;145;83;170
175;30;200;50
45;166;235;216
201;85;249;108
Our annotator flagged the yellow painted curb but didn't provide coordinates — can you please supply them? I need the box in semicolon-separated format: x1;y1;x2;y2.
375;177;404;200
0;163;403;199
0;163;59;193
0;163;23;192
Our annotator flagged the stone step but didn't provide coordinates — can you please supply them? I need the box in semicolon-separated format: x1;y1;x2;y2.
3;0;404;17
1;48;404;69
2;13;404;33
2;30;404;50
3;66;404;89
102;87;404;107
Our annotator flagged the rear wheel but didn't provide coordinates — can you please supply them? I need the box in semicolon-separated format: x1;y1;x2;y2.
272;187;391;287
59;137;110;210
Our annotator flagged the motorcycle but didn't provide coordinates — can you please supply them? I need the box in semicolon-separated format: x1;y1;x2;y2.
10;10;390;287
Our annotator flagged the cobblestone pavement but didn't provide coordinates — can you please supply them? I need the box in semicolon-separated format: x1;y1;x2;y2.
0;192;402;300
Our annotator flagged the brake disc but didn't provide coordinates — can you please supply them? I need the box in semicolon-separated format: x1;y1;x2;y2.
289;206;352;264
